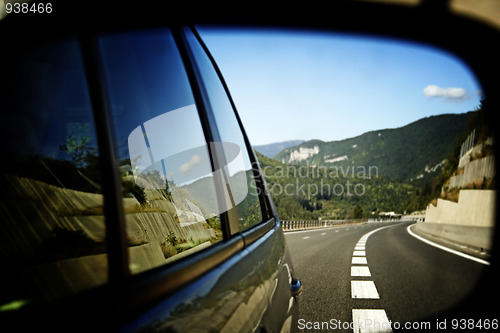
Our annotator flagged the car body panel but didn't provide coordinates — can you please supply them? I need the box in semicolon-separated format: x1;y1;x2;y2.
121;221;297;333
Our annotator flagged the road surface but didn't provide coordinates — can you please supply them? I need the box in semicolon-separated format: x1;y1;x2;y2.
285;221;496;332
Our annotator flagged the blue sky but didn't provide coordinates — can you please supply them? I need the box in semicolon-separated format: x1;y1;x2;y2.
198;27;482;146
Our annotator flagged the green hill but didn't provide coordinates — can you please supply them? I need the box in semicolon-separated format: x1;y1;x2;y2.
274;112;473;183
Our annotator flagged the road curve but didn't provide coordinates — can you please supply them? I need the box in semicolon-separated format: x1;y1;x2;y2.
285;222;492;332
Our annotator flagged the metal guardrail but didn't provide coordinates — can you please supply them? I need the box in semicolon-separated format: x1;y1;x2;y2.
281;219;369;231
281;218;415;231
459;129;476;160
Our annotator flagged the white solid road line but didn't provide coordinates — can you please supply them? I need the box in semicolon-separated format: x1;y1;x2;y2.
351;281;380;299
407;224;490;266
352;309;392;333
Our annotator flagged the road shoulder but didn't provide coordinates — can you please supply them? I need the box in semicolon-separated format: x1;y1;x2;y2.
407;223;491;265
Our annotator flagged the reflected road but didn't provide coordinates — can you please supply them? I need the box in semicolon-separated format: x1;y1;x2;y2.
286;222;490;331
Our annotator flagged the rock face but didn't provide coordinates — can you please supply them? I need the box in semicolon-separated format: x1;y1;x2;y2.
288;146;320;163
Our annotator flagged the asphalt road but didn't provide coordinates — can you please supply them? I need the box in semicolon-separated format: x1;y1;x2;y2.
285;221;496;332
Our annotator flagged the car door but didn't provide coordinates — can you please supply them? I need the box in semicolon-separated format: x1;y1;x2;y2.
0;21;300;332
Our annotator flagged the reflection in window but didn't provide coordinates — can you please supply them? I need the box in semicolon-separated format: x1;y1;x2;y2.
0;40;106;309
184;28;264;231
99;29;232;274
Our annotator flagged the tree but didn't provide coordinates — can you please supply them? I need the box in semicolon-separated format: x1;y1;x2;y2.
353;204;364;219
59;135;96;168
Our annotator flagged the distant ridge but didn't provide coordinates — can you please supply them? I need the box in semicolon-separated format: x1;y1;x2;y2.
254;140;305;158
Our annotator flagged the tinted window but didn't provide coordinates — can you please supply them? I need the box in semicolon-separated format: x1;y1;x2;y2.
99;29;225;274
0;40;106;309
184;29;264;232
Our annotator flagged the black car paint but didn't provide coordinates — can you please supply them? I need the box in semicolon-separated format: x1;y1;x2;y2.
122;221;297;332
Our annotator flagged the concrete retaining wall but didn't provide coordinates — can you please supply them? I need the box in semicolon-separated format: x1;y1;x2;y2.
425;189;496;227
449;155;495;189
423;189;496;251
415;221;494;252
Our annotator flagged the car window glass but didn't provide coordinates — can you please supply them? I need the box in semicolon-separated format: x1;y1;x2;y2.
99;29;224;274
184;29;264;232
0;39;106;309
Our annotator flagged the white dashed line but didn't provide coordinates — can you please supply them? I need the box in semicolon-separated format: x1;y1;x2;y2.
352;257;368;264
351;266;371;277
351;281;380;299
352;309;392;333
351;225;397;333
302;236;310;239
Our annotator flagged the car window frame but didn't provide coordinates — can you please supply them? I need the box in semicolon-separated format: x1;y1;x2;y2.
78;25;278;307
177;26;276;239
192;25;275;228
80;36;131;284
103;25;279;313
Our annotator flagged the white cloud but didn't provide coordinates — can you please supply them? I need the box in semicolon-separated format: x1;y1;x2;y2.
423;85;468;101
180;154;201;174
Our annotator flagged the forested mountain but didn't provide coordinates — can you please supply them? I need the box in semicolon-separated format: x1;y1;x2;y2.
255;151;418;220
273;112;473;183
254;112;477;220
